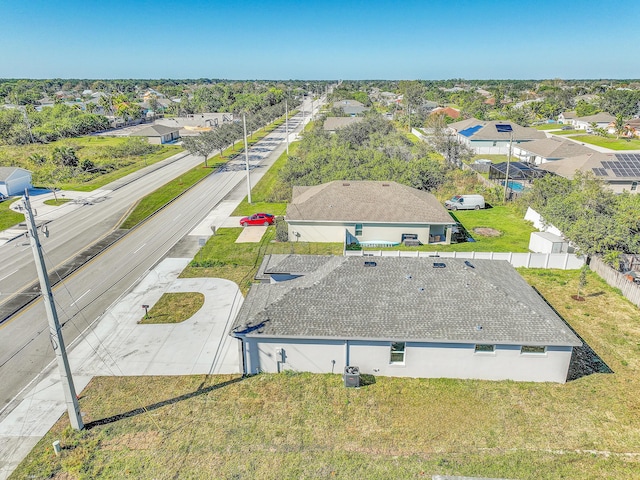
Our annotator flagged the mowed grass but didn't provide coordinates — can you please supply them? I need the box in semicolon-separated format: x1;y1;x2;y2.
138;292;205;324
12;269;640;479
570;134;640;150
181;227;342;294
534;123;565;130
0;198;24;230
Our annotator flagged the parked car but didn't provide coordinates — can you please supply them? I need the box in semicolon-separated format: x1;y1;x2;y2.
445;194;485;211
561;126;573;130
240;213;275;226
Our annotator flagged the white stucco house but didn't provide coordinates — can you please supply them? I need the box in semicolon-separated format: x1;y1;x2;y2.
447;119;546;155
131;124;180;144
513;137;594;165
0;167;32;197
230;256;582;383
571;112;615;132
285;181;456;246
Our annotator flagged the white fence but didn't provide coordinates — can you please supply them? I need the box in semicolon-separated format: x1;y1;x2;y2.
590;256;640;307
345;249;585;269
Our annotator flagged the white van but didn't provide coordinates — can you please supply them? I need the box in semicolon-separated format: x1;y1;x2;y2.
445;194;485;211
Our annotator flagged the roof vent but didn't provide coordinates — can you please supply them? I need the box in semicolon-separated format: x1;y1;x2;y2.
364;261;377;267
418;287;425;292
476;325;483;331
433;262;446;268
343;182;350;186
406;274;412;280
464;260;475;269
382;183;390;187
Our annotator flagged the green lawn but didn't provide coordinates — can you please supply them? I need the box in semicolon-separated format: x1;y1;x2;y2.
11;269;640;479
0;136;183;192
0;198;24;231
534;123;564;130
570;134;640;150
551;129;582;135
181;227;342;294
138;292;204;324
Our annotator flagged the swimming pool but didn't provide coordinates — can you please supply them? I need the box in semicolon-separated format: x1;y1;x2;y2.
502;181;525;192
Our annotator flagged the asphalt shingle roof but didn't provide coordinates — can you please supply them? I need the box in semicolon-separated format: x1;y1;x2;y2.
517;137;593;159
231;256;582;347
448;119;546;141
286;181;454;224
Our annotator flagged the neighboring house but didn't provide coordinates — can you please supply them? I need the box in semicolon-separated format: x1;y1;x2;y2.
286;180;456;246
430;106;460;119
131;124;180;144
622;118;640;138
332;100;369;116
513;137;594;165
572;112;615;131
323;116;364;132
230;256;582;383
0;167;32;197
557;111;576;124
155;113;234;136
538;152;640;194
447;118;546;154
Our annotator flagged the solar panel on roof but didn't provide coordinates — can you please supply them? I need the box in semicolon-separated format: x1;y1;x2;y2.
495;124;513;133
593;168;607;176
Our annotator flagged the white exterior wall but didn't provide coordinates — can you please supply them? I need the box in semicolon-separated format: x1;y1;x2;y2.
288;222;452;244
0;170;32;196
242;337;574;383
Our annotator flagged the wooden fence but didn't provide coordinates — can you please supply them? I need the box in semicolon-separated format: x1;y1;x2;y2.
590;256;640;307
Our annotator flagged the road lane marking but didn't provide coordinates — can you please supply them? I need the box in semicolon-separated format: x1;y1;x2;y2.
0;269;18;282
70;289;91;307
132;243;147;254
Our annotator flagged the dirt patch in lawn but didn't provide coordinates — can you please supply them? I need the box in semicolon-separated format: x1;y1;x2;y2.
473;227;502;237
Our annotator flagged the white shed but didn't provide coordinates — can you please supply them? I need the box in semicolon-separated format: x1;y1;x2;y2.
529;231;568;253
0;167;32;197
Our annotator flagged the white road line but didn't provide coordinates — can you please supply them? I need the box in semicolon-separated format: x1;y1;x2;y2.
0;269;18;282
132;243;147;254
70;289;91;307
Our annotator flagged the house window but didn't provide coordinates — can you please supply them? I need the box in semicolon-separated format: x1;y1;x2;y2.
632;182;637;191
521;345;546;354
474;344;495;353
390;342;405;363
355;224;363;236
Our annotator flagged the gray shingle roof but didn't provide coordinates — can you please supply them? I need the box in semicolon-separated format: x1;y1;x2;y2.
575;112;615;123
286;181;454;224
231;256;582;347
448;119;546;141
518;137;593;159
323;117;364;131
132;124;179;137
0;167;30;181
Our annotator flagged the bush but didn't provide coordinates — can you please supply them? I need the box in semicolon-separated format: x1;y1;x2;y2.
275;217;288;242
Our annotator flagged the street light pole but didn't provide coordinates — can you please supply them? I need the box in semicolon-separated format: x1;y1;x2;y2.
23;191;84;430
285;99;289;156
242;113;252;204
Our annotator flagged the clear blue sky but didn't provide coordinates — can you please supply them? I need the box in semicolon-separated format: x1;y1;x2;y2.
1;0;638;80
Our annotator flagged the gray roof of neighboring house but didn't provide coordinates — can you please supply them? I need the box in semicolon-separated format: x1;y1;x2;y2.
448;119;546;141
575;112;615;123
323;117;364;131
559;111;577;119
0;167;31;181
231;256;582;347
517;137;594;159
286;181;454;224
131;124;180;137
333;99;365;108
538;152;640;181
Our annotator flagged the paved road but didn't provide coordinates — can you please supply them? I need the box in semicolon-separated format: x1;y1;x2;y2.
0;106;311;418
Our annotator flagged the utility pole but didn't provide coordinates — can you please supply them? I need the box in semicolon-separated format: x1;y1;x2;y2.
285;99;289;156
242;113;252;204
23;192;84;430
